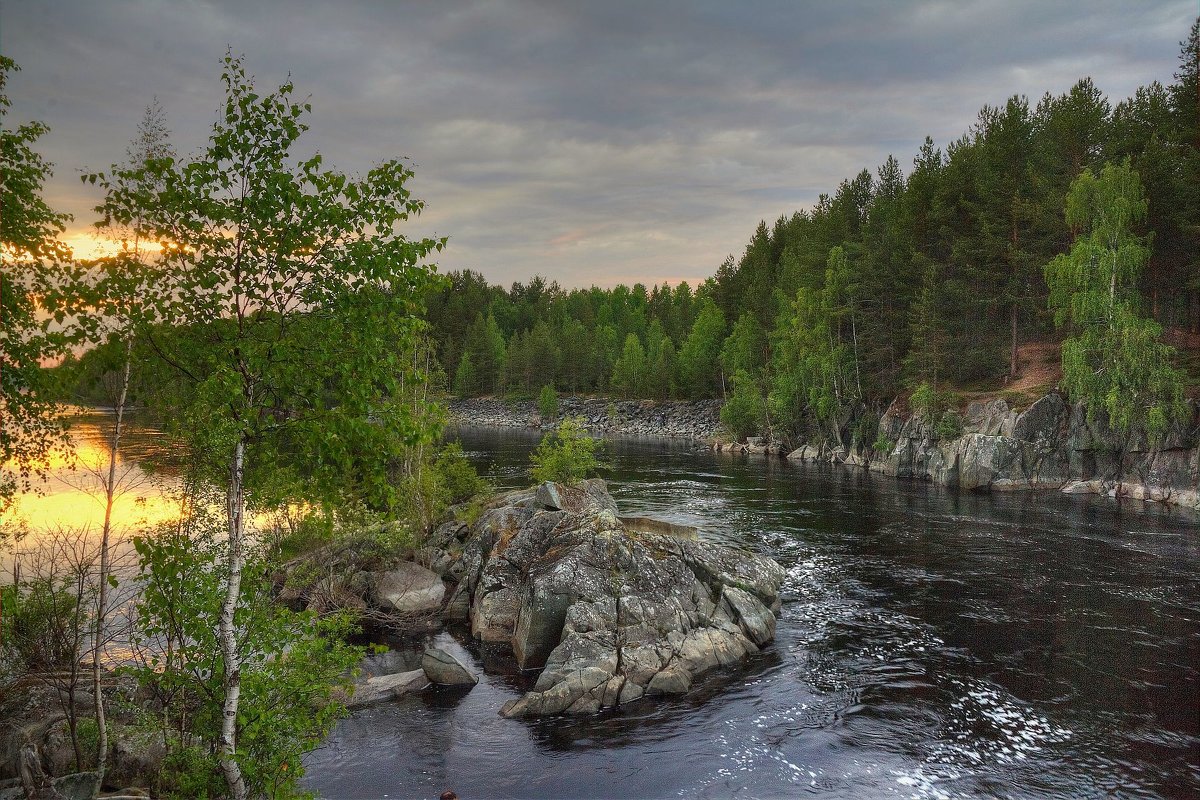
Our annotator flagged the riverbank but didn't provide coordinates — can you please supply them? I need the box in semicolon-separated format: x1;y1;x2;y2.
449;393;1200;513
447;396;723;439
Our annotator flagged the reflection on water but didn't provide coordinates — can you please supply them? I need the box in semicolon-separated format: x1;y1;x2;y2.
304;426;1200;800
2;409;180;556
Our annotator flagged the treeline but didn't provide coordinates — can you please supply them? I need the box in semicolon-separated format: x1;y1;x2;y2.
427;21;1199;442
426;274;707;398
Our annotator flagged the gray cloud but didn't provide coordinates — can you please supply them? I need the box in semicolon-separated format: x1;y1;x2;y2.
1;0;1192;287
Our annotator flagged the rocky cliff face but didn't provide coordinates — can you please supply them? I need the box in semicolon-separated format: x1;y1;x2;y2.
785;393;1200;511
423;479;785;717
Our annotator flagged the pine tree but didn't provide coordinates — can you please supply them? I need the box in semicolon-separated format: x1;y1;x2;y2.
453;351;477;396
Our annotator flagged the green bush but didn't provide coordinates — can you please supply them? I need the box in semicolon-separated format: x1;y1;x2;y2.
871;431;895;455
395;443;490;533
530;417;602;484
935;409;964;440
158;744;226;800
435;442;489;504
854;413;879;450
268;512;335;563
2;577;81;671
910;382;963;436
537;384;559;421
910;381;937;421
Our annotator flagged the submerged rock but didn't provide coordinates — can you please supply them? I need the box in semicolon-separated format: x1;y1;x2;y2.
426;480;785;718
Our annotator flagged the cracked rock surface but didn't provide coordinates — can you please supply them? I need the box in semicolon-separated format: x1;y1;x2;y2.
425;479;784;717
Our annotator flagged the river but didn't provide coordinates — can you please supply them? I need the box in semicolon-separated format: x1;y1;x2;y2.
301;426;1200;800
9;416;1197;798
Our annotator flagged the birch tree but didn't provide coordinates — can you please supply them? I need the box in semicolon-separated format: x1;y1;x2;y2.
77;99;176;781
91;54;444;798
1044;159;1186;441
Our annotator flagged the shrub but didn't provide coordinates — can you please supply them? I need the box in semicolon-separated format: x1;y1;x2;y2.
530;417;602;484
871;431;895;455
910;381;937;421
537;384;559;421
132;517;361;800
158;744;225;800
935;409;964;440
2;577;82;671
853;413;879;450
267;512;335;563
910;383;963;437
434;442;489;504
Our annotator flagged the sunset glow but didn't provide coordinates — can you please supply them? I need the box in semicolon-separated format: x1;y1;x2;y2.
60;230;167;262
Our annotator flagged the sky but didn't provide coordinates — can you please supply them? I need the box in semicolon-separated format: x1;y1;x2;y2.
1;1;1194;289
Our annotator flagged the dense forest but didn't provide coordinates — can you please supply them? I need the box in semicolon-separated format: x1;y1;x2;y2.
427;20;1199;442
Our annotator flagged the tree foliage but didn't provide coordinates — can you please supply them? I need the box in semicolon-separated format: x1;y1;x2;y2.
0;56;72;511
90;53;445;798
1044;160;1186;439
131;513;360;799
422;20;1200;445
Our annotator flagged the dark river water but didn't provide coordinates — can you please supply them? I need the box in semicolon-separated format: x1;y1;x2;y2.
303;426;1200;800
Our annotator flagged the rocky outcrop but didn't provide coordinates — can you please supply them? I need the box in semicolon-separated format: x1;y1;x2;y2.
449;396;722;439
0;677;155;798
849;394;1199;510
422;479;784;717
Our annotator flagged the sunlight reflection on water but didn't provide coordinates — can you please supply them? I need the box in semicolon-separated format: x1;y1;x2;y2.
2;409;180;572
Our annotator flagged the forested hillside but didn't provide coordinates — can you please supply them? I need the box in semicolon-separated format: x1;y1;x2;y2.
428;21;1199;441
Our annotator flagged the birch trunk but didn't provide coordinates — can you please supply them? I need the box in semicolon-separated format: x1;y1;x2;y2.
92;336;133;778
218;437;248;800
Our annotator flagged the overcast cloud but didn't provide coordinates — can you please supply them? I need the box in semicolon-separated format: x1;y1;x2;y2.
1;1;1193;288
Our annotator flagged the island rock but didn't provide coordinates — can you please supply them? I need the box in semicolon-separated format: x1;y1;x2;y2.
426;479;785;717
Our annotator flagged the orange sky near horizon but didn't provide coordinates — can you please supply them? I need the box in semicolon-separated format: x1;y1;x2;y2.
60;231;166;262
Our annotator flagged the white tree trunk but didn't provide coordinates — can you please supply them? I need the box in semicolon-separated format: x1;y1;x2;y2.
218;437;248;800
92;336;133;778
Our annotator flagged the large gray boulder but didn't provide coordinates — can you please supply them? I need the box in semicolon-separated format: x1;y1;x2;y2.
422;481;786;716
426;480;785;718
533;479;619;515
368;562;445;614
421;647;478;687
964;398;1014;437
954;433;1025;491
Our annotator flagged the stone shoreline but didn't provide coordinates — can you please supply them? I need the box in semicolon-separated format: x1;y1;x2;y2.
447;396;723;439
449;394;1200;514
